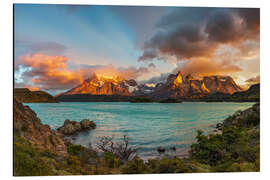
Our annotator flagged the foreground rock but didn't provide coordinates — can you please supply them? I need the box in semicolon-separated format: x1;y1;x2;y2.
14;97;66;154
57;119;96;135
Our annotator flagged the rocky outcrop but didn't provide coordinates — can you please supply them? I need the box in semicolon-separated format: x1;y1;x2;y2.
14;88;58;103
57;119;96;135
202;76;241;94
14;97;66;154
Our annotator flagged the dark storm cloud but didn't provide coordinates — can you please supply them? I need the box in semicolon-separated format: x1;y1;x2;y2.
138;8;260;62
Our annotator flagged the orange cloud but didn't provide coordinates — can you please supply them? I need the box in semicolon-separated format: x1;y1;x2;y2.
16;53;84;90
15;53;153;92
176;58;242;77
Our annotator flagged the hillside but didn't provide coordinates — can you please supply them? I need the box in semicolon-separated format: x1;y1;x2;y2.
200;83;260;102
14;88;58;103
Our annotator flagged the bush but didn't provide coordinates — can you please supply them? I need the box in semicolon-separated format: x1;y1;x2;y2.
148;158;192;173
14;136;53;176
67;144;86;156
104;152;121;168
121;156;149;174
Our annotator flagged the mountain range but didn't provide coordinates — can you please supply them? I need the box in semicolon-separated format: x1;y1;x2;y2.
56;71;246;101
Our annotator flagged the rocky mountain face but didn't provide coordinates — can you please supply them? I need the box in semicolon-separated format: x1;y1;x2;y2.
14;88;58;103
14;97;67;154
151;71;242;99
59;73;137;96
57;71;242;100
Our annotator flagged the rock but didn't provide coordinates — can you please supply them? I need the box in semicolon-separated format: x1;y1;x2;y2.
80;119;96;129
157;147;166;153
74;122;81;131
14;98;67;154
58;123;75;135
57;119;96;135
64;119;71;126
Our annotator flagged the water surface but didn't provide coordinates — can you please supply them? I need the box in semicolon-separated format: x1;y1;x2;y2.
25;102;254;159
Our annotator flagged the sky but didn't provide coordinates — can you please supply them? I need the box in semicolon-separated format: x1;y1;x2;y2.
14;4;260;94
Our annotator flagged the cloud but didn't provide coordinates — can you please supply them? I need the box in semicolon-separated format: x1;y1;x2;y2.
138;8;259;62
15;37;67;55
141;72;170;84
148;63;156;68
15;53;154;92
175;58;242;77
246;75;260;84
108;6;168;47
15;54;82;91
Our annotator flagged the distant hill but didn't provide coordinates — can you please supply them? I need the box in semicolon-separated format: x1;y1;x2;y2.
14;88;58;103
231;83;260;101
200;83;260;102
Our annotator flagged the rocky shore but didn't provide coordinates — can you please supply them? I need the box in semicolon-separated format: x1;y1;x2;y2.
57;119;96;135
14;97;66;154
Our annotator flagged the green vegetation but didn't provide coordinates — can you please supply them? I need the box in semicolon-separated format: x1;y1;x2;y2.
189;104;260;172
14;136;55;176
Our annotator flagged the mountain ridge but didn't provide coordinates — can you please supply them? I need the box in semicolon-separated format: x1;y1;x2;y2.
55;71;242;99
55;71;246;101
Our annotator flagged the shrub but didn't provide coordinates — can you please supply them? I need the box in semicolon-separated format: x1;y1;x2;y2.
104;152;121;168
67;144;85;156
148;158;191;173
121;156;149;174
14;136;53;176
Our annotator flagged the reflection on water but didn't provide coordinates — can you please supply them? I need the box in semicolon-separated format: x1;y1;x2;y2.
25;102;254;159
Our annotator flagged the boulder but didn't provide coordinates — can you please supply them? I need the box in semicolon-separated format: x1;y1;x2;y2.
57;119;96;135
58;123;75;135
80;119;96;129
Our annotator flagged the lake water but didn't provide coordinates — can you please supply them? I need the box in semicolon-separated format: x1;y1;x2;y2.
25;102;254;159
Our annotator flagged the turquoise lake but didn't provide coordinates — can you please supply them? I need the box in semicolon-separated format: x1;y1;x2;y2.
25;102;254;159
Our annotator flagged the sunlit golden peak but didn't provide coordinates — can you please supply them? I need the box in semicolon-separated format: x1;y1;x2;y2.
95;73;123;82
